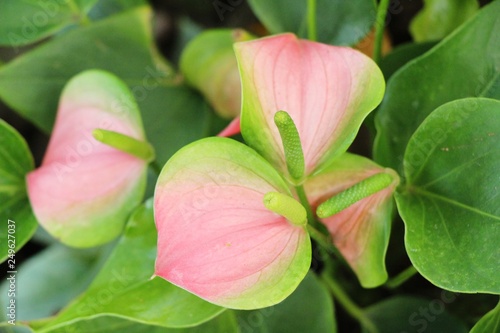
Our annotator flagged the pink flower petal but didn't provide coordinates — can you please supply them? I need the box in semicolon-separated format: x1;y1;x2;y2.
217;116;241;137
235;33;385;177
26;70;147;248
305;153;398;287
154;137;311;309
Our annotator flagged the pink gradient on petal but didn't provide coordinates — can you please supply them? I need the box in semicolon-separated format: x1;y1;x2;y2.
27;152;144;212
154;157;308;305
237;34;377;175
42;105;142;165
306;162;397;286
27;98;147;244
217;116;241;137
319;187;393;268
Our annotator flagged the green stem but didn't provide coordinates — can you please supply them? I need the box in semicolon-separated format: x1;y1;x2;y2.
307;225;332;251
296;185;346;262
68;0;91;26
385;266;418;289
321;274;378;333
373;0;390;63
307;0;317;41
295;185;315;224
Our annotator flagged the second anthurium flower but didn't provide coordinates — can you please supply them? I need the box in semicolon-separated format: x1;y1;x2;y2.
154;33;395;309
27;70;152;248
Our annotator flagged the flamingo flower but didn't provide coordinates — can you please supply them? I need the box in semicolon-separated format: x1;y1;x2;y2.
27;70;150;248
154;33;396;309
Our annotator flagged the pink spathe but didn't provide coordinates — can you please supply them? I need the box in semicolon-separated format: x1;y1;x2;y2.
236;33;384;177
154;138;311;309
26;70;147;248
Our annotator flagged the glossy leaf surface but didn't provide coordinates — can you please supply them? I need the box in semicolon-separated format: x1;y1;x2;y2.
38;199;223;330
396;98;500;293
374;0;500;172
247;0;376;46
0;119;36;263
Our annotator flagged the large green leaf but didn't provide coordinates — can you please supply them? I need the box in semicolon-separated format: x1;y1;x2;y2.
32;311;238;333
410;0;479;42
0;0;98;47
88;0;147;20
0;119;37;263
0;323;33;333
0;6;208;165
379;42;437;80
236;272;336;333
247;0;376;46
0;6;172;132
396;98;500;293
470;300;500;333
364;296;467;333
0;244;110;321
374;0;500;172
37;199;224;331
138;84;211;165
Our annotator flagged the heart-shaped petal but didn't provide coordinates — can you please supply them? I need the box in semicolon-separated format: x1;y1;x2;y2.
235;33;385;178
154;137;311;309
26;70;148;248
305;153;399;288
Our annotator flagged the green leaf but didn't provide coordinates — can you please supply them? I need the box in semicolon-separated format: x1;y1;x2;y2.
0;0;97;47
33;311;238;333
410;0;479;42
88;0;147;20
379;42;437;80
38;199;224;330
236;272;336;333
374;0;500;172
470;300;500;333
139;84;211;165
247;0;376;46
364;295;467;333
0;6;209;166
0;119;37;263
0;6;171;132
396;98;500;293
0;322;33;333
0;244;110;321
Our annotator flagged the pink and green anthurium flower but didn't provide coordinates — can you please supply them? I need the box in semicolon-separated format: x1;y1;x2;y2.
154;137;311;309
27;70;153;248
305;153;400;288
236;33;385;181
155;33;393;309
